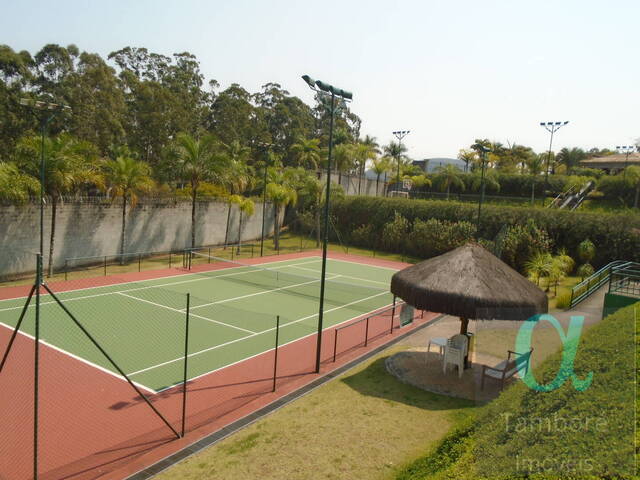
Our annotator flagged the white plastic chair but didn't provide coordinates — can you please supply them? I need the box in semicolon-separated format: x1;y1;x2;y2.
442;334;469;378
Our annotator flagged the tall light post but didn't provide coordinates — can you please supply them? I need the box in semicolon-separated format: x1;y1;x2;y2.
256;142;274;257
302;75;352;373
476;145;491;237
539;121;569;205
616;145;635;179
392;130;410;195
19;97;70;480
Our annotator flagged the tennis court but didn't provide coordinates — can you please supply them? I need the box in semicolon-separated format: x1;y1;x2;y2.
0;254;396;393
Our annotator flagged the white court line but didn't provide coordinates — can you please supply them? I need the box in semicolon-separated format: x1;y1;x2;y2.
116;292;256;335
0;257;323;305
0;259;323;314
326;256;401;271
127;290;390;378
187;274;342;311
0;321;156;394
287;264;390;287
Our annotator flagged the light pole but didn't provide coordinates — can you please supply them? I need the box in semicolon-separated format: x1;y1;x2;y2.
539;121;569;205
256;142;274;257
302;75;352;373
19;97;70;480
616;145;635;179
476;145;491;237
391;130;410;195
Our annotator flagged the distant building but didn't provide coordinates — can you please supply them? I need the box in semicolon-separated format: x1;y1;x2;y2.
579;153;640;174
412;157;466;173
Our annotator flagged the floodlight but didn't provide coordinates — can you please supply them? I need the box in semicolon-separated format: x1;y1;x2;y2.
302;75;316;89
315;80;331;93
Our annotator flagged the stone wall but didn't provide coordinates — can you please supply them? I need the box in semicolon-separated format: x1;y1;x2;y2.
0;199;279;277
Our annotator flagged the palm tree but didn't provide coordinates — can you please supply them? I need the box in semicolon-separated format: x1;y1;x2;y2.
236;197;255;254
290;137;321;171
266;183;297;250
222;154;254;248
525;252;553;286
104;156;154;259
171;133;226;248
0;162;39;203
299;176;324;247
624;165;640;208
457;149;477;173
556;147;586;174
16;133;102;277
371;156;391;195
333;143;354;186
525;156;544;204
434;164;465;199
383;141;408;193
352;142;377;194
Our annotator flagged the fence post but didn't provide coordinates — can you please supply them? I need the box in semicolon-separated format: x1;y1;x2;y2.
181;293;190;437
64;260;68;281
272;315;280;392
104;256;107;276
169;251;172;269
138;254;141;272
390;296;397;334
364;317;370;347
208;247;211;263
251;244;254;258
333;328;338;362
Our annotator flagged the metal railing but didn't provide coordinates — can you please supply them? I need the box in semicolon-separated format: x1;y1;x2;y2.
609;263;640;298
569;260;639;308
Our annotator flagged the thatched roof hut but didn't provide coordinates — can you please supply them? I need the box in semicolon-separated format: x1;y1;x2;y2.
390;243;548;333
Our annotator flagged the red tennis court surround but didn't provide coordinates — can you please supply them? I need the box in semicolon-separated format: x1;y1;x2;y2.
0;252;436;480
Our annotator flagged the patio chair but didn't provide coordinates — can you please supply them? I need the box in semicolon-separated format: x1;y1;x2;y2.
481;349;533;390
442;334;469;378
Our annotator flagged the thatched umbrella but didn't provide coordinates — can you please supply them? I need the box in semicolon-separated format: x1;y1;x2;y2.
390;242;548;334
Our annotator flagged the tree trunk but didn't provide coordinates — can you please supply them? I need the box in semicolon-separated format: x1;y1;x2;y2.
530;179;535;205
376;174;380;196
236;210;243;254
315;207;321;248
190;185;197;248
273;205;281;251
446;184;451;200
120;194;127;265
47;196;57;277
224;201;232;249
338;170;342;187
358;163;363;195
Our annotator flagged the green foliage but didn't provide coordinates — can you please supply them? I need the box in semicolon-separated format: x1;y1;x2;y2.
381;212;410;251
408;218;476;259
577;239;596;263
0;162;39;204
554;291;572;309
577;263;595;281
500;221;552;273
396;303;638;480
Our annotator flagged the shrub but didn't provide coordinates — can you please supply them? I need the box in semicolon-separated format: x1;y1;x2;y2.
499;220;552;273
554;291;572;309
381;212;410;251
407;218;476;258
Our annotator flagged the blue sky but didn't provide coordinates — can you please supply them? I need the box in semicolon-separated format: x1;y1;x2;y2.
3;0;638;159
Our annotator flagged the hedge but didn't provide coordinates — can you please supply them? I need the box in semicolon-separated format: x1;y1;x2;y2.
395;302;638;480
325;196;640;268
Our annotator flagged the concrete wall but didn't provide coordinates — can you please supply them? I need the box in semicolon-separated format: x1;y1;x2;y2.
320;172;386;197
0;199;279;277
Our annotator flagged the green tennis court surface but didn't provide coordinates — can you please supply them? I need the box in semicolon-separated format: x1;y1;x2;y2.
0;256;395;392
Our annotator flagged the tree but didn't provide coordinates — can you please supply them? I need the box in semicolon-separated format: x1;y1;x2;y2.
0;162;39;203
525;252;553;286
458;149;477;172
556;147;587;174
266;183;297;250
332;143;354;185
624;165;640;208
434;164;465;199
236;197;255;254
170;133;226;248
383;141;408;191
220;140;254;248
104;156;154;258
290;137;321;170
352;141;377;194
470;168;500;193
298;175;345;247
370;156;391;194
577;239;596;280
525;156;544;204
16;133;102;276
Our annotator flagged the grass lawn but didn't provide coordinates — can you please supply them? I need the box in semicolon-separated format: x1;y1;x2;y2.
154;345;476;480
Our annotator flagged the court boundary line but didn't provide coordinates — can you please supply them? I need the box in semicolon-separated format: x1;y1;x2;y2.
128;290;390;383
0;321;156;394
0;256;324;304
287;264;389;287
0;258;324;313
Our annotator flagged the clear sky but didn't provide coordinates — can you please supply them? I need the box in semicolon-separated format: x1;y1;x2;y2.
3;0;638;159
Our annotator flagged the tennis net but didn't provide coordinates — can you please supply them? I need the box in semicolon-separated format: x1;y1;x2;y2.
189;251;390;311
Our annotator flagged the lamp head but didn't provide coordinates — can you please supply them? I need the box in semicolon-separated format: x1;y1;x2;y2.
302;75;316;89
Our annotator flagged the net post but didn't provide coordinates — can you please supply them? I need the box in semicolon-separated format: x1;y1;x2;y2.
208;247;211;263
138;254;141;272
34;253;43;480
390;296;397;334
103;256;107;276
272;315;280;392
64;259;68;281
333;328;338;362
181;293;190;437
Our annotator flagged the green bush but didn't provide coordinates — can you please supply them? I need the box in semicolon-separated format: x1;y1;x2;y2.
381;212;410;252
396;303;638;479
329;196;640;268
407;218;476;259
500;221;553;272
554;291;572;309
596;175;636;205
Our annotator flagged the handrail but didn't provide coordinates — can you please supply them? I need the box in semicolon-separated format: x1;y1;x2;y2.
569;260;639;308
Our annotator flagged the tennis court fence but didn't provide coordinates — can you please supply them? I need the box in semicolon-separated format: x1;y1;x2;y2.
0;252;417;480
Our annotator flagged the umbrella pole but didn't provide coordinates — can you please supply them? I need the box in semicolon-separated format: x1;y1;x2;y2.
460;317;472;369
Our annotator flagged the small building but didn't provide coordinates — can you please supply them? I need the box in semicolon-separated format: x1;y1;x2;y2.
412;157;466;173
579;153;640;174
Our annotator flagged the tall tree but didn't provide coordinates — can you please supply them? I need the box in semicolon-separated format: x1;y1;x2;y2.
290;137;321;170
170;133;226;247
236;197;255;254
434;164;465;199
352;141;377;194
556;147;587;174
0;162;39;203
104;156;154;258
383;141;408;191
266;183;297;251
16;133;102;276
370;156;391;194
